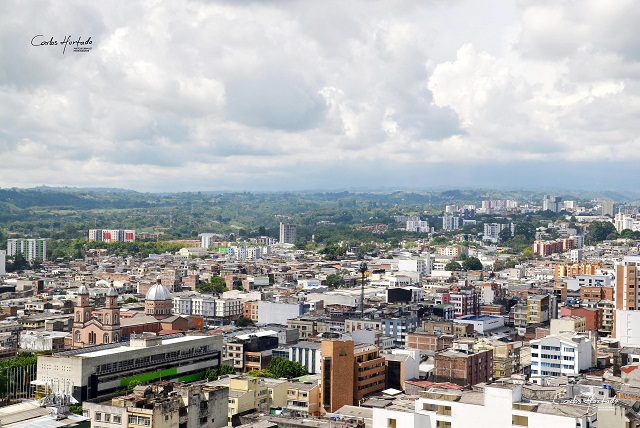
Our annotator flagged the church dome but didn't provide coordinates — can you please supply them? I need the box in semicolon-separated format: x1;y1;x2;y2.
145;283;172;301
78;285;89;295
106;286;119;297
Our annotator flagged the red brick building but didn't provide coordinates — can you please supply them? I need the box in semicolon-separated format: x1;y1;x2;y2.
433;347;493;387
559;306;603;331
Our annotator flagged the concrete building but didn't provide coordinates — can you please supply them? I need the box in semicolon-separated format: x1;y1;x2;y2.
286;379;320;416
405;331;455;353
433;345;492;387
279;223;297;244
616;255;640;311
397;257;431;277
454;315;505;334
406;220;429;233
289;341;322;374
529;333;592;383
88;229;135;242
550;316;586;335
0;250;5;275
7;238;47;262
83;381;228;428
415;383;597;428
380;317;419;347
36;333;223;403
319;340;386;413
602;199;614;217
258;301;307;325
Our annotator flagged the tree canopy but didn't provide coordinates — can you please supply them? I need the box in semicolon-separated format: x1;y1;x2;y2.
247;357;308;379
462;256;483;271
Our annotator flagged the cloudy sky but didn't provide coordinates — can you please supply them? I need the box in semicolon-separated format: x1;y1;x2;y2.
1;0;639;192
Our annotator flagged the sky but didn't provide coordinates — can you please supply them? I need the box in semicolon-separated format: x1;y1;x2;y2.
1;0;639;192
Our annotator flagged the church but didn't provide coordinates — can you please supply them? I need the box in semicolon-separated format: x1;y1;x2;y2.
71;281;191;349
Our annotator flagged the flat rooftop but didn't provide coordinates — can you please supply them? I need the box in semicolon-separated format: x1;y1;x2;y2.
55;334;215;359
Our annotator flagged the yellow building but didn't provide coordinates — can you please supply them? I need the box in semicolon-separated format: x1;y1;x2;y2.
286;380;320;416
473;338;522;379
224;376;288;425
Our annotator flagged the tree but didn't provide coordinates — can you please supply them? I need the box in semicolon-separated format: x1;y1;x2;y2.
236;317;254;327
205;367;218;381
498;227;512;243
69;405;84;415
197;276;228;294
124;297;138;304
265;357;308;378
247;369;277;378
430;236;449;246
218;365;235;376
444;261;463;271
513;222;536;240
586;221;617;244
325;273;345;288
462;257;483;271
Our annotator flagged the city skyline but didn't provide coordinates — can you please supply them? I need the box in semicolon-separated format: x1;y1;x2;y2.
1;1;639;192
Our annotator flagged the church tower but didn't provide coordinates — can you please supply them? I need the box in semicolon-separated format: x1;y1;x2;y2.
73;285;92;348
101;286;122;344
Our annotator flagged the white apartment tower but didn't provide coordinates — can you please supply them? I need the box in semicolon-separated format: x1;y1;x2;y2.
279;222;297;244
7;238;47;262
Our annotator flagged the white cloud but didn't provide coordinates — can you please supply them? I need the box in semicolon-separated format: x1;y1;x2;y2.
0;0;639;191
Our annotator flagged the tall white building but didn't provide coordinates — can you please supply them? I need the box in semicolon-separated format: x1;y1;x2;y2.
0;250;5;275
406;220;429;233
442;215;460;231
199;233;223;249
7;238;47;262
483;223;513;242
279;223;297;244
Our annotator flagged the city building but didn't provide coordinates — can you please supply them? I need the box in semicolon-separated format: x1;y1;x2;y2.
88;229;135;242
36;333;223;403
406;220;429;233
529;333;592;383
616;255;640;311
7;238;47;262
319;340;386;413
483;223;513;242
433;344;492;387
72;285;121;348
82;381;228;428
279;223;297;244
416;383;597;428
602;199;614;217
441;215;460;231
286;379;320;417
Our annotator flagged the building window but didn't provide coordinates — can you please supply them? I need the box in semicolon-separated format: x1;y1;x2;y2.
95;412;102;421
113;415;121;423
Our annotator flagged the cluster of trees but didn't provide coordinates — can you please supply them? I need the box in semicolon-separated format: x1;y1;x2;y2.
247;357;308;379
444;256;483;272
204;364;235;381
197;276;228;294
0;352;39;398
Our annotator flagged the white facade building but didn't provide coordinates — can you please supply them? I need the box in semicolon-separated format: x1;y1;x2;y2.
7;238;47;262
406;220;429;233
279;223;297;244
414;384;597;428
529;333;592;383
442;215;460;231
615;310;640;348
397;257;432;277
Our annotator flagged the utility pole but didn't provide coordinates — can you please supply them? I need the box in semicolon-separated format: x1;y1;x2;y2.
359;262;367;319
